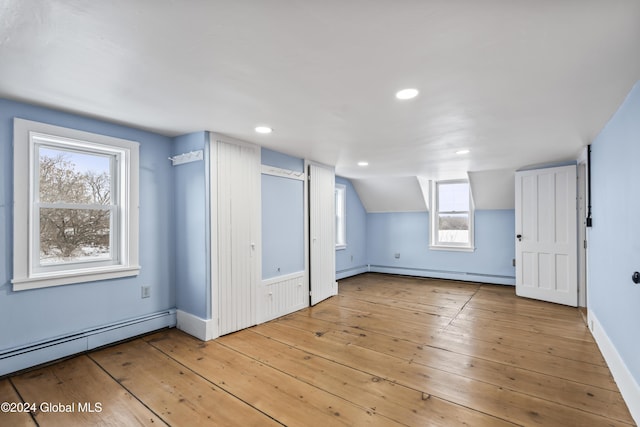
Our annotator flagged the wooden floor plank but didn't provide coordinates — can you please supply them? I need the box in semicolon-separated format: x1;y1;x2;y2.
0;379;36;427
339;282;474;309
333;290;462;317
323;296;453;328
278;306;619;393
445;318;607;366
254;321;634;426
10;355;164;427
457;306;595;341
282;314;632;423
218;329;518;427
4;273;634;426
467;294;582;321
90;338;280;427
427;329;618;391
146;330;400;426
278;308;618;391
297;303;447;344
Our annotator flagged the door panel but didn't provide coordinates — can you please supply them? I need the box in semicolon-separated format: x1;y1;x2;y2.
308;163;337;305
515;165;577;306
217;140;260;335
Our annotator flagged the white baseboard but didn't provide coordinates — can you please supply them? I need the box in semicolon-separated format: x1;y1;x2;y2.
176;310;217;341
589;311;640;425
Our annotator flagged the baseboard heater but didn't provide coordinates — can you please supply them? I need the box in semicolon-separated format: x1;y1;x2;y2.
336;265;369;280
369;265;515;285
0;309;177;376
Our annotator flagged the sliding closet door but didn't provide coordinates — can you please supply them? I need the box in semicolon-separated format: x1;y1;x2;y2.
308;163;337;305
216;139;260;335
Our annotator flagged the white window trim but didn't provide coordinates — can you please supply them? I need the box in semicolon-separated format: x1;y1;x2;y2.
12;118;140;291
335;184;347;250
429;179;475;252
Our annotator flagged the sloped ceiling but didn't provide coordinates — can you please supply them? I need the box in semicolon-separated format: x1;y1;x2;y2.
468;169;516;210
351;177;426;213
1;1;639;211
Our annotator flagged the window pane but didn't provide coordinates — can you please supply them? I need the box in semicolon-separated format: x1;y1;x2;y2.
438;182;469;212
438;213;469;243
39;147;111;204
39;208;111;265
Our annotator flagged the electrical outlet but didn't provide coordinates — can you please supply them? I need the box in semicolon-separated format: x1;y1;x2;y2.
141;286;151;299
395;253;401;259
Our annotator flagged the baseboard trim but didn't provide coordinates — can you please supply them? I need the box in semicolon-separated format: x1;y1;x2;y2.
336;265;369;280
368;265;515;285
589;311;640;424
176;310;217;341
0;309;177;376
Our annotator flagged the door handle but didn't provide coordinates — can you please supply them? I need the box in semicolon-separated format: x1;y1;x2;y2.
516;234;522;242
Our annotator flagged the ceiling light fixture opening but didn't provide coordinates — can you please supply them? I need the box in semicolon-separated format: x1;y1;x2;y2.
357;161;369;167
395;88;419;100
255;126;273;134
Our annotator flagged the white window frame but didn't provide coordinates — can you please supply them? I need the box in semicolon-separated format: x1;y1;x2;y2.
335;184;347;250
12;119;140;291
429;179;475;252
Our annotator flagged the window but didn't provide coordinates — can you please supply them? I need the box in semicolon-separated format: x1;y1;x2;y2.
12;119;140;290
335;184;346;249
430;180;474;251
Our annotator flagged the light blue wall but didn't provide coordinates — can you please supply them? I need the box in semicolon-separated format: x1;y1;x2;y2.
589;80;640;385
366;210;515;284
173;132;209;319
262;148;304;172
335;176;368;279
0;98;175;352
261;148;305;279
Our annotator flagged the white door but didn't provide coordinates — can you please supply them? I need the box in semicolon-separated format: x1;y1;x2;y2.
216;139;260;335
515;165;578;306
308;163;337;305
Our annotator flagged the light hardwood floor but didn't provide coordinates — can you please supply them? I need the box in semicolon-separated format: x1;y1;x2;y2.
1;273;635;426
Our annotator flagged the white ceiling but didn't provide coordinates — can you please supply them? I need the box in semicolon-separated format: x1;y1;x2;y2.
2;1;640;208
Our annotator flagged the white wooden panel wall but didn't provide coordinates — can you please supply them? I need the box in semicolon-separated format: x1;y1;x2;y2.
260;271;307;322
309;163;337;305
217;140;260;335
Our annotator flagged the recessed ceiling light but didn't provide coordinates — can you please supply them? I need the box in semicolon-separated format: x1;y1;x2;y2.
255;126;273;134
395;88;419;100
357;161;369;167
456;149;470;155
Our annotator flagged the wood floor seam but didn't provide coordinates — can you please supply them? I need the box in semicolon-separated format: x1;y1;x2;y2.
2;273;634;426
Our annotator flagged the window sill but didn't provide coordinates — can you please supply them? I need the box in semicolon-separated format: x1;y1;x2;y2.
336;244;347;251
429;245;475;253
12;265;141;291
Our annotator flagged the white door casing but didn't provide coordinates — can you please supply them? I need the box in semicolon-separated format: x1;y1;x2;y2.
515;165;578;306
577;162;588;308
308;163;337;305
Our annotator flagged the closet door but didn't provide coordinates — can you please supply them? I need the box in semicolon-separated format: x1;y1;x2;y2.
308;163;337;305
217;139;260;335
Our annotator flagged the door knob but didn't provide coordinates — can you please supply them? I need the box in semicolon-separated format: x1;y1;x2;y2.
516;234;522;242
